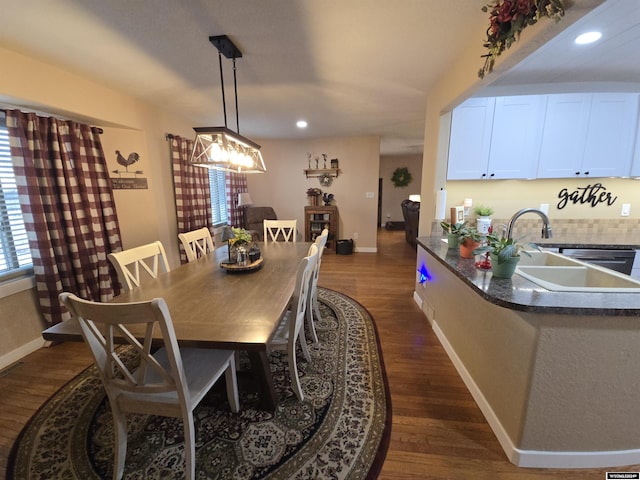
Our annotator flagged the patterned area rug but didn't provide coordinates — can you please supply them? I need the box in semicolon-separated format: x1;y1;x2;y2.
8;288;391;479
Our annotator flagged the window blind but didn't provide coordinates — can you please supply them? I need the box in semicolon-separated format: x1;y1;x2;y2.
0;113;33;278
208;169;228;227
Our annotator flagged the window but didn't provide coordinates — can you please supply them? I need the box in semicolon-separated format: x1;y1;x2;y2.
0;113;33;281
208;169;228;226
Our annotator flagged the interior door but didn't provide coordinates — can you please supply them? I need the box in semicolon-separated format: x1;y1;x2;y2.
377;178;383;227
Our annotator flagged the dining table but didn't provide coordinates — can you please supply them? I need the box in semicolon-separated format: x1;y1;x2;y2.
42;240;312;410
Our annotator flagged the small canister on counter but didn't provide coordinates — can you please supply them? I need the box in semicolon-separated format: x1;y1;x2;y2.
237;246;248;266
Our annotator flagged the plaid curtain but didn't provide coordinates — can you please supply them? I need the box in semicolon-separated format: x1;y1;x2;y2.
169;134;212;263
6;110;122;326
226;172;248;228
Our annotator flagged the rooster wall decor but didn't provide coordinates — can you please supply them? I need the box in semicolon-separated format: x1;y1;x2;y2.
113;150;142;176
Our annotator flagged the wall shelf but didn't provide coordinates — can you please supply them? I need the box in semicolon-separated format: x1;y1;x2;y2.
304;168;341;179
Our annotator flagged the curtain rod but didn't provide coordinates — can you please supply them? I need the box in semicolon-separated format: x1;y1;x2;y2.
1;107;104;134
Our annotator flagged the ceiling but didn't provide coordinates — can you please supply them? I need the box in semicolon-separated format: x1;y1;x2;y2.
0;0;638;155
480;0;640;96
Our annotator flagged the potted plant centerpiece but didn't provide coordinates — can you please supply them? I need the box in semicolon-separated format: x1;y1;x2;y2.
229;227;253;261
440;221;466;249
458;225;482;258
473;233;539;278
474;204;494;235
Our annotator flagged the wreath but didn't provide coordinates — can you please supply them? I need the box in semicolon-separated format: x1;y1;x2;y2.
391;167;412;187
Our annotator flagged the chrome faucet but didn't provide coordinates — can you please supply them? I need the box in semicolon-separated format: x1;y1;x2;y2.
493;223;508;237
506;208;553;240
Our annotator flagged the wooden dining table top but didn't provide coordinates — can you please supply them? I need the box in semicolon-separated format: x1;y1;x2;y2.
43;241;312;351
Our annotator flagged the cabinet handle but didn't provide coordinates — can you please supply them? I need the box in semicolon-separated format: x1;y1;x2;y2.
481;173;486;178
490;173;495;177
584;171;589;175
575;171;580;175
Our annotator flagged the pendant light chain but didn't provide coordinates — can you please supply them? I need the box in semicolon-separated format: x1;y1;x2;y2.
233;57;240;134
218;51;228;128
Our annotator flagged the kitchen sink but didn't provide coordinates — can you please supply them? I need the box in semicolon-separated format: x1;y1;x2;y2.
517;250;583;267
516;261;640;293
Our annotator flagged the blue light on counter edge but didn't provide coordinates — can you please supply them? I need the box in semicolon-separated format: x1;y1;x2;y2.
418;263;432;284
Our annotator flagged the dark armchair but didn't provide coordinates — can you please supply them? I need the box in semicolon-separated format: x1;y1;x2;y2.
401;199;420;249
243;206;277;240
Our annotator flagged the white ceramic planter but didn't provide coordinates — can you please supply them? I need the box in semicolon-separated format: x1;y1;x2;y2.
477;216;492;235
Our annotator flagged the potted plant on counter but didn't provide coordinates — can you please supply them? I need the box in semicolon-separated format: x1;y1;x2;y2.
458;225;482;258
440;221;466;249
473;233;539;278
474;204;494;235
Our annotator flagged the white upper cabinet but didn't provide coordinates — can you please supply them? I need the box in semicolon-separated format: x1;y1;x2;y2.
536;93;591;178
583;93;639;177
447;97;495;180
488;95;546;179
447;92;640;181
448;96;545;180
537;93;639;178
631;119;640;177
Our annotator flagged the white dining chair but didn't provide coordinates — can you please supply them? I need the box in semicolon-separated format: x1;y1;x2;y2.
306;228;328;344
108;241;170;291
264;219;297;242
268;243;318;401
178;227;214;263
59;292;240;480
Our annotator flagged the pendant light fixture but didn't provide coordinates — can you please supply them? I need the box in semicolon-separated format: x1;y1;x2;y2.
190;35;266;173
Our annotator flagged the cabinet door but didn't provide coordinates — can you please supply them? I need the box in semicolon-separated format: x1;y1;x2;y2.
488;95;545;179
631;119;640;177
536;93;591;178
447;97;495;180
583;93;639;177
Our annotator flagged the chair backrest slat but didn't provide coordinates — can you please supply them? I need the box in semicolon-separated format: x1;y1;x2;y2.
108;241;170;291
59;293;188;399
291;244;318;339
178;227;214;263
264;219;297;242
308;228;328;292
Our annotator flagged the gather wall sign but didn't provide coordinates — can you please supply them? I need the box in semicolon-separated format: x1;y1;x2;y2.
556;182;618;209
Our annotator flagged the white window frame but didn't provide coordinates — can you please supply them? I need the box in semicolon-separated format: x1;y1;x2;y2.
0;112;33;290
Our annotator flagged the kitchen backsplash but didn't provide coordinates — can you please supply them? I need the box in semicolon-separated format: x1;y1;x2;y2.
431;218;640;241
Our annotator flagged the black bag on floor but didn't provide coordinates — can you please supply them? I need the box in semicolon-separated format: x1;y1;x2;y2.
336;239;354;255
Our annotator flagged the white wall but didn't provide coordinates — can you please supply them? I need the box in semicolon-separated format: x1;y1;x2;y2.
379;154;423;224
445;178;640;221
248;136;381;251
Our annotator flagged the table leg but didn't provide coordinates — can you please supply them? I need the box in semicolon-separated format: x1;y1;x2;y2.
247;350;278;410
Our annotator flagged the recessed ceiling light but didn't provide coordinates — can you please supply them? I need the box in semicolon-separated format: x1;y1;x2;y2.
575;31;602;45
296;120;308;129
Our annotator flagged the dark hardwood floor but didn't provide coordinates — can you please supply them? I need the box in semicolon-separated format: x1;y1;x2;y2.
1;229;636;478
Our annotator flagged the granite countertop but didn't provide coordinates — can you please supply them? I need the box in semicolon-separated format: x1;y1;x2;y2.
417;236;640;317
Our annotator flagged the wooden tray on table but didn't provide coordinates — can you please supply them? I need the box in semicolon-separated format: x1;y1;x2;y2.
220;257;263;272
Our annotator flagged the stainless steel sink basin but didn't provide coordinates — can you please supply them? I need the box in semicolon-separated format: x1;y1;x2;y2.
517;250;582;267
516;258;640;292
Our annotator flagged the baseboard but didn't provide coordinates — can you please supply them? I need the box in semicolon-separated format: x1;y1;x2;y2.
431;320;640;469
354;247;377;253
412;290;422;309
0;337;44;371
514;448;640;469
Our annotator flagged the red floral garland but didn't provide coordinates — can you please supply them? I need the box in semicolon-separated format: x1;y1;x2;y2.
479;0;566;79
